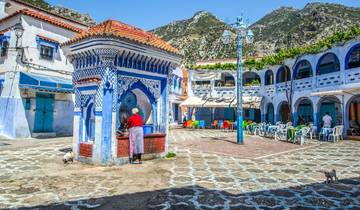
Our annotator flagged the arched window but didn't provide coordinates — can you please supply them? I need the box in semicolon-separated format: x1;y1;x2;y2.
345;44;360;69
243;71;261;86
264;70;273;85
316;53;340;75
215;73;235;87
1;40;9;57
294;60;313;80
276;66;291;83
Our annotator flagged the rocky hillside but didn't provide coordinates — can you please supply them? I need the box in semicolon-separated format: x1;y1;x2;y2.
151;3;360;64
19;0;96;26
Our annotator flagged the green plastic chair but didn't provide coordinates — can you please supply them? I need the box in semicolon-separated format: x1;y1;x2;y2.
192;120;200;128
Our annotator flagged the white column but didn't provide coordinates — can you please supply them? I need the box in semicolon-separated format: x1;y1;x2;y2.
72;115;80;159
111;112;117;162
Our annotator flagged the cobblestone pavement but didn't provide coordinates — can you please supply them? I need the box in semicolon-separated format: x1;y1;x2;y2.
0;130;359;210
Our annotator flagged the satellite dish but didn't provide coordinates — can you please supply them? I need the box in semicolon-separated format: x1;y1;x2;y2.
5;2;11;8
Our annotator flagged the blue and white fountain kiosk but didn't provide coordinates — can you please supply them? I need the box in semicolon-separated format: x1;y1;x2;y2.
62;20;182;165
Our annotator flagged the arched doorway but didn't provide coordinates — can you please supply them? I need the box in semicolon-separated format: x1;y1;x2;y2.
264;70;274;85
318;96;342;128
296;98;313;125
276;66;291;83
316;53;340;75
278;101;290;123
345;44;360;69
347;95;360;136
294;60;313;80
266;103;275;124
243;71;261;86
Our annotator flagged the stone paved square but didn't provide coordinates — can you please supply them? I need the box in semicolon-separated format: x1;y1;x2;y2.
0;129;359;210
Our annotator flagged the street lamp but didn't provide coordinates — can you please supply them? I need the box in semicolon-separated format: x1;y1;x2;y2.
222;15;254;145
13;22;24;48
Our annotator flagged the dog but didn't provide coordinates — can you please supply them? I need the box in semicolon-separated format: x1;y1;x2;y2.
324;169;338;183
63;151;74;164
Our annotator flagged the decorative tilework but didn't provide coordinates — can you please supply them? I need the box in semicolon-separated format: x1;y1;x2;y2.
117;75;161;100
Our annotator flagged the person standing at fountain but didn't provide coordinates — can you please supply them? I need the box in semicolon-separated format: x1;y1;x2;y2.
127;108;144;164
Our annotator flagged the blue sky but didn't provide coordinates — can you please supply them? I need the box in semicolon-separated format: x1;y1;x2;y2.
47;0;360;30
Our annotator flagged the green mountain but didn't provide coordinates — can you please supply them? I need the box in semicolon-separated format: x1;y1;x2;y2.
151;3;360;64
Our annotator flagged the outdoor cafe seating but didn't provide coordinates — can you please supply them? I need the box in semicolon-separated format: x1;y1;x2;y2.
182;117;344;145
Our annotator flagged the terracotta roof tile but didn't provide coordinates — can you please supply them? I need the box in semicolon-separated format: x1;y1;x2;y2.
0;9;83;33
63;20;181;56
36;34;59;44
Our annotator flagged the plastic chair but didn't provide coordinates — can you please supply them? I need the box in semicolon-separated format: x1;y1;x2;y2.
329;125;344;143
294;126;310;145
198;120;205;129
223;120;231;130
211;120;218;129
192;120;200;128
218;120;224;129
186;120;193;128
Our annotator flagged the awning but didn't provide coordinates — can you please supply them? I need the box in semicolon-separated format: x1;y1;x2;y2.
180;96;262;109
180;96;205;107
19;72;73;93
311;87;360;96
203;97;234;108
230;96;262;109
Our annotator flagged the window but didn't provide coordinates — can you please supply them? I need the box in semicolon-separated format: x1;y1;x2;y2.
1;41;9;57
40;45;54;60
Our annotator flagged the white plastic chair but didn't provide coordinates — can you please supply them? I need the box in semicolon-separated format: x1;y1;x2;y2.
295;127;310;145
329;125;344;143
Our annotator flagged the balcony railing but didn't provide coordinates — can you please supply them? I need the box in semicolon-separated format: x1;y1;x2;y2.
214;86;235;97
264;85;275;96
243;86;261;96
345;67;360;84
316;71;341;88
294;77;313;91
276;82;291;92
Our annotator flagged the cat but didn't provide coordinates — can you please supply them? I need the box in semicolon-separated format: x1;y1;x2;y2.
324;169;338;183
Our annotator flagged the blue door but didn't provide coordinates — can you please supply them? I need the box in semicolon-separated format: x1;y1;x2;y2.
34;93;54;132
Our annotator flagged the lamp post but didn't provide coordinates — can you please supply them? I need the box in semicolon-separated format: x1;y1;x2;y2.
222;16;254;145
13;22;24;49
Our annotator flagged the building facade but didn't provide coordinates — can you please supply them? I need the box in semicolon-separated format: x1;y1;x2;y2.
169;67;184;125
0;3;85;138
184;38;360;136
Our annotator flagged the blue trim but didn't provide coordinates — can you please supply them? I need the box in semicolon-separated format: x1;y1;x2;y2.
276;66;291;83
19;72;73;93
316;52;340;75
0;34;10;43
119;80;156;104
293;112;297;127
264;70;273;85
345;43;360;69
293;60;313;80
78;85;98;91
101;87;113;164
117;70;166;81
36;36;59;52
